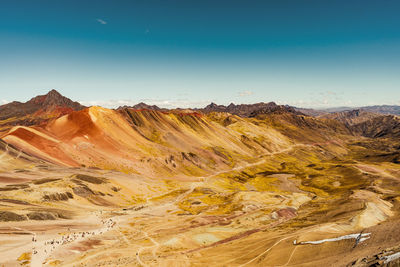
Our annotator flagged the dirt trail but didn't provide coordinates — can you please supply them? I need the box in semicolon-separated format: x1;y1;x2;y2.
175;143;309;204
3;142;329;266
41;145;291;266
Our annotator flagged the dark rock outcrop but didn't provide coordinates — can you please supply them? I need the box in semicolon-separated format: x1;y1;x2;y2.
199;102;302;117
0;211;27;221
43;192;73;201
27;211;57;220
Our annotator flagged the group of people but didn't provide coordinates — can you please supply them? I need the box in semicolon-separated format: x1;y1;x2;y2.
31;216;117;258
101;218;116;230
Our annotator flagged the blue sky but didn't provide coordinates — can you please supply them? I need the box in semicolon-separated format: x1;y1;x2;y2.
1;0;400;108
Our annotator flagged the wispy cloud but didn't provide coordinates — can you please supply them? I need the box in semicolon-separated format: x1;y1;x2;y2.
238;90;254;97
96;19;107;25
1;100;10;105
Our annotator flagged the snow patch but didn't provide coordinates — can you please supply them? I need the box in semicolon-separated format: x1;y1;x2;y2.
383;252;400;264
294;232;371;245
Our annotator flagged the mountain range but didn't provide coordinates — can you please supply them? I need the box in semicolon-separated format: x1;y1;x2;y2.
1;89;399;140
1;90;400;266
297;105;400;116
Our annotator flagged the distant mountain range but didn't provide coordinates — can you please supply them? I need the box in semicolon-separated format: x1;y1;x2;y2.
2;89;399;120
296;105;400;116
1;88;399;174
0;90;354;173
320;109;400;138
117;101;400;117
197;102;302;117
118;102;302;117
1;89;399;138
357;105;400;115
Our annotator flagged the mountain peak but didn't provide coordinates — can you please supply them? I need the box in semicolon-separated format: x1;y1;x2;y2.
25;89;85;111
46;89;62;97
0;89;86;129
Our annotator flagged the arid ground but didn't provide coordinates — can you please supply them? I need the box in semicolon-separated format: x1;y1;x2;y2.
1;91;400;266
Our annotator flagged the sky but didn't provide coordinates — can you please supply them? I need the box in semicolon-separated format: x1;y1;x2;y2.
0;0;400;109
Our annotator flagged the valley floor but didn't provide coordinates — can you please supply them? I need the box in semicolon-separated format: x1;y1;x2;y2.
1;143;400;266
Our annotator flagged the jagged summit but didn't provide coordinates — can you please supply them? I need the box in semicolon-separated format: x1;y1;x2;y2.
118;101;300;117
118;102;161;111
200;101;301;117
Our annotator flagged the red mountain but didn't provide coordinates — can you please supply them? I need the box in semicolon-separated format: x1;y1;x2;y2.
0;89;86;132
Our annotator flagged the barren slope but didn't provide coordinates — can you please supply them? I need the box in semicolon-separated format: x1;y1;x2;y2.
0;97;399;266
